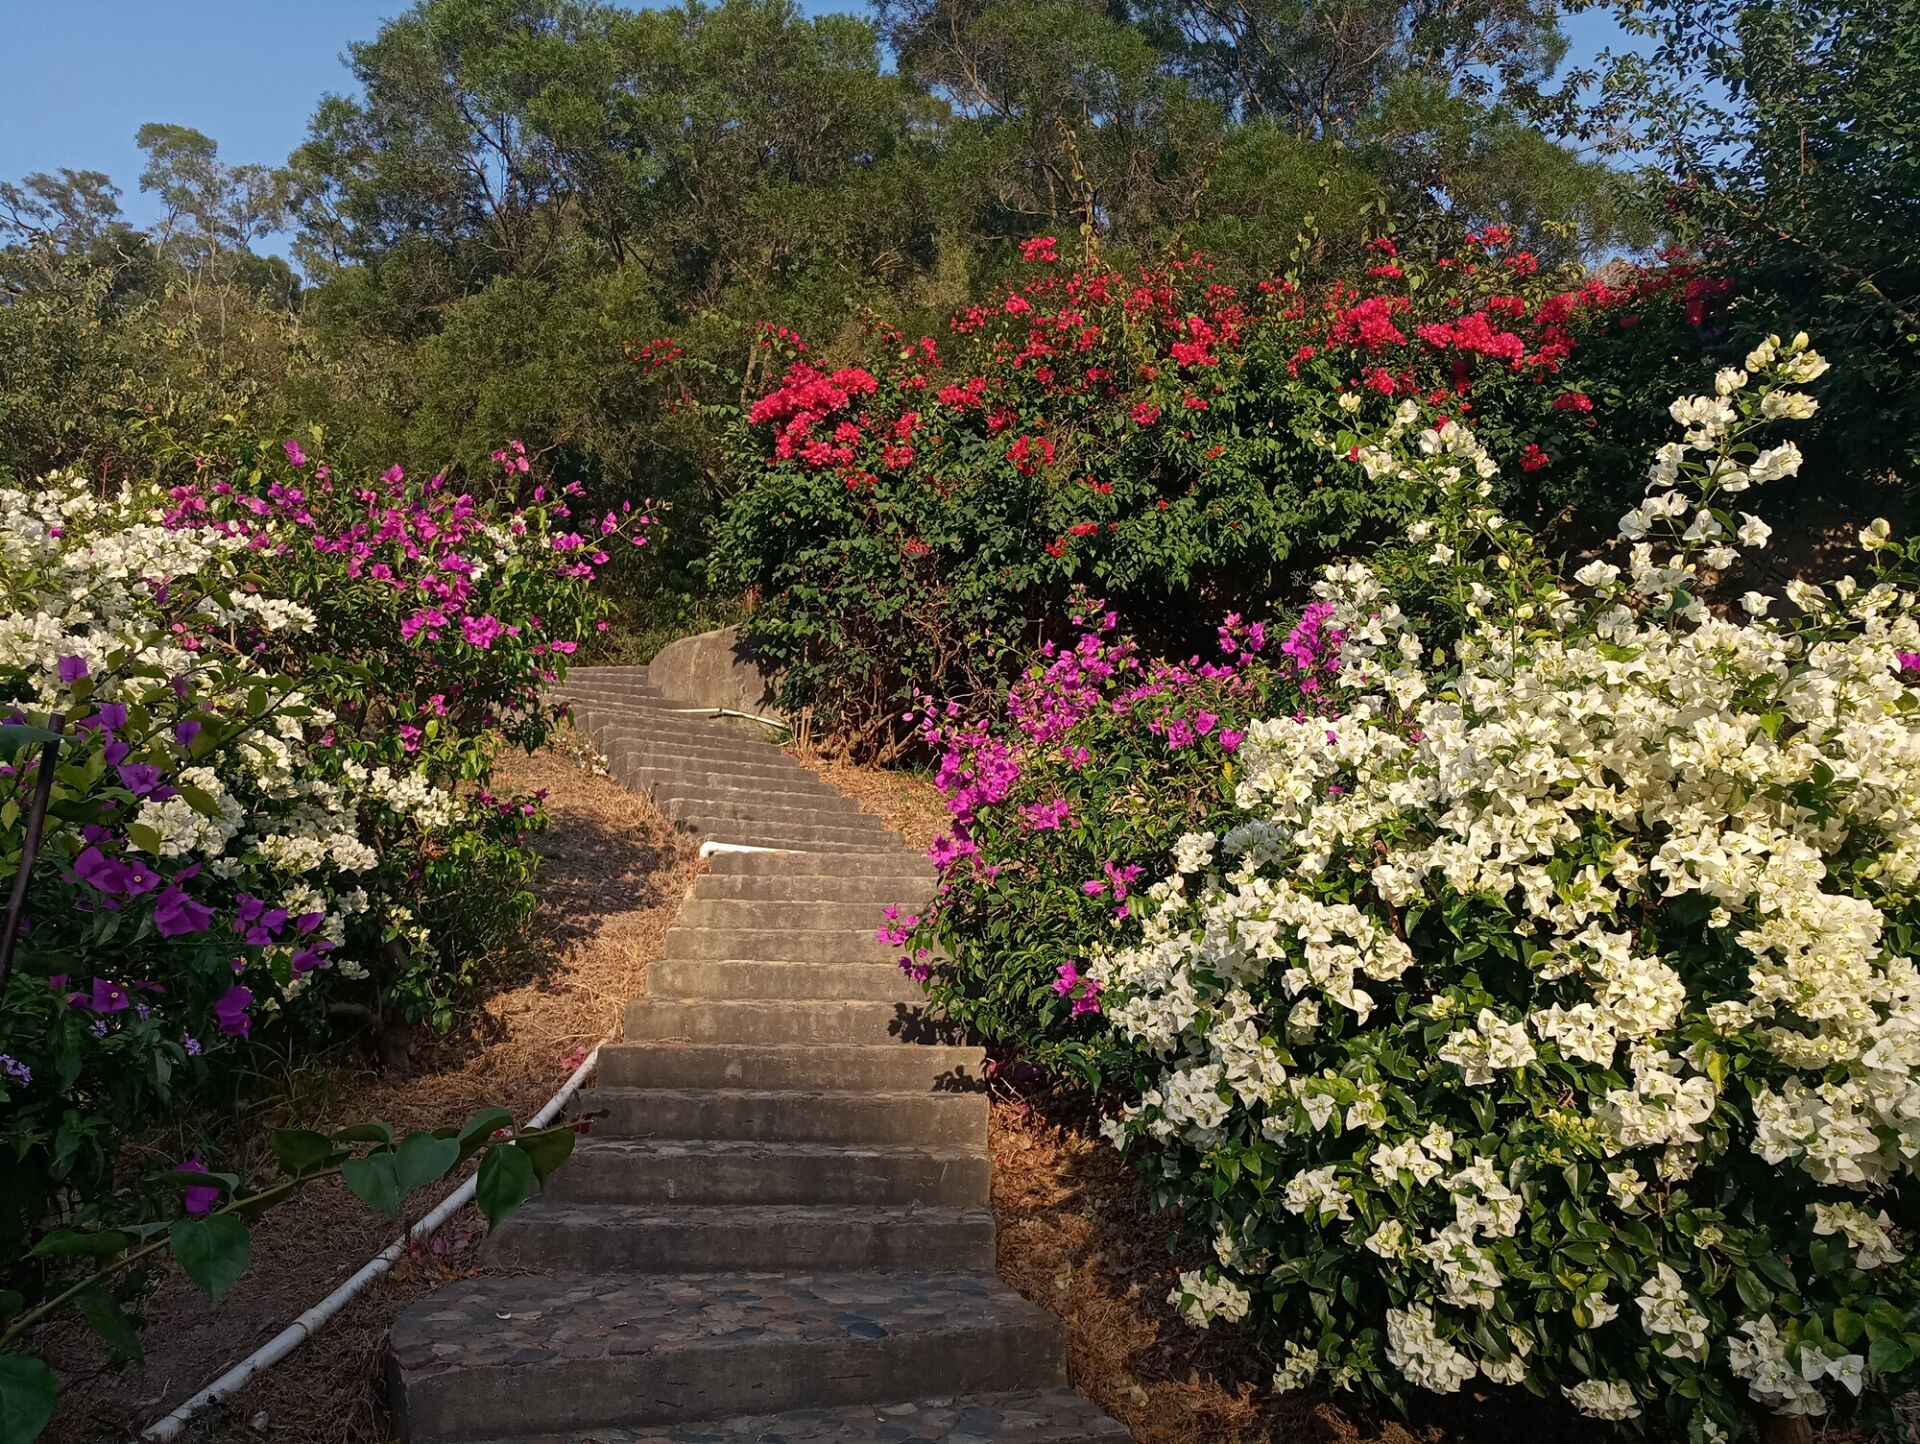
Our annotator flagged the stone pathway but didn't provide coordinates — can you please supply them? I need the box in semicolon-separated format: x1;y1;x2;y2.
389;666;1128;1442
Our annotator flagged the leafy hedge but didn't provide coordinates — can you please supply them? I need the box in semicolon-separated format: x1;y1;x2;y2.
715;233;1720;757
901;338;1920;1437
0;435;648;1270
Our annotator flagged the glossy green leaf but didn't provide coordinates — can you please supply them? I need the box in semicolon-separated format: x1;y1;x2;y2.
169;1214;251;1303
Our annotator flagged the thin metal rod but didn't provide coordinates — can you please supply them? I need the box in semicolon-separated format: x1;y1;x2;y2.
0;712;65;993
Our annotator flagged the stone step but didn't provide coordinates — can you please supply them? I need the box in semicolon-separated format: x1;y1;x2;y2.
649;772;857;808
558;685;665;706
692;820;904;850
691;872;938;905
555;671;651;693
593;730;810;775
390;1271;1067;1442
678;898;902;931
545;1138;990;1206
648;958;923;1003
578;1087;988;1147
595;1042;986;1093
665;795;868;831
626;998;952;1045
631;765;850;805
460;1389;1132;1444
662;927;894;963
705;850;935;880
487;1202;996;1273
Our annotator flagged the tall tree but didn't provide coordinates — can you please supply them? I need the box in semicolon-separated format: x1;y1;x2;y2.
135;123;291;268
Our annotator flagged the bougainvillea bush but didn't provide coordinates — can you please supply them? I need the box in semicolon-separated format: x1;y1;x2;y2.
716;232;1724;756
905;337;1920;1436
0;439;645;1265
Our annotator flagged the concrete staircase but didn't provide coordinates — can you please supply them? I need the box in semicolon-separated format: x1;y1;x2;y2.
388;666;1127;1443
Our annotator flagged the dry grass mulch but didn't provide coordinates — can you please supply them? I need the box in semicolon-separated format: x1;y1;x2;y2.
37;729;700;1444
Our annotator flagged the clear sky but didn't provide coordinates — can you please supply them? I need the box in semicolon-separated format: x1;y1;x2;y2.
0;0;1637;248
0;2;408;236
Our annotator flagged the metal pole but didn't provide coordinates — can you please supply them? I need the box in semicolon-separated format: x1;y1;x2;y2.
0;712;65;994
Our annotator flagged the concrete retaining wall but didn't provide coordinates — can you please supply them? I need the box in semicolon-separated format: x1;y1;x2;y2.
647;625;784;720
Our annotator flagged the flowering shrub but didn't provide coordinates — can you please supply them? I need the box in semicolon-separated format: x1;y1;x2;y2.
0;438;646;1266
717;233;1720;755
908;337;1920;1435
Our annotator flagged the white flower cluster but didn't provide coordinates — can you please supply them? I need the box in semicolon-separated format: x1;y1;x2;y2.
3;471;475;1013
1169;1268;1251;1328
1091;339;1913;1427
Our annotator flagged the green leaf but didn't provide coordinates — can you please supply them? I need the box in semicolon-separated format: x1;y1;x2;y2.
174;784;223;820
1870;1334;1915;1375
515;1126;575;1187
169;1215;251;1303
29;1228;134;1260
123;823;164;855
1834;1308;1866;1347
392;1133;459;1196
0;726;62;757
332;1122;393;1146
455;1108;513;1151
0;1353;58;1444
268;1129;337;1179
0;1293;22;1323
475;1143;535;1226
74;1286;143;1364
341;1153;402;1219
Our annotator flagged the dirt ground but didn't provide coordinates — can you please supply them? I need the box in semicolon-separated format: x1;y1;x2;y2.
36;732;701;1444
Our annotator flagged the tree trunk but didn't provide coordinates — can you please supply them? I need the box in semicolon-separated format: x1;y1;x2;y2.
1761;1416;1814;1444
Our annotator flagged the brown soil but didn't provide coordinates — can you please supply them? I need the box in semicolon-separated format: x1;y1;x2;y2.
36;727;700;1444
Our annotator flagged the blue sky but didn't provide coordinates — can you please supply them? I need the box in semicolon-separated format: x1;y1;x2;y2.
1;0;1636;248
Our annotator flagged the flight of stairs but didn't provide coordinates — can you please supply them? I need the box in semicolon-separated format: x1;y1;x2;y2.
387;665;1127;1443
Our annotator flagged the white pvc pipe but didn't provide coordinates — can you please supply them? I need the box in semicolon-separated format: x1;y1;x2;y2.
698;840;785;856
141;1042;607;1441
656;705;789;731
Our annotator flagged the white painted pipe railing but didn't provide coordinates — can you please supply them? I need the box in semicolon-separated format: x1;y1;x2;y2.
141;1042;606;1441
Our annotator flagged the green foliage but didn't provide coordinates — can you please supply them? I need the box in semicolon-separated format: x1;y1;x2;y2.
1580;0;1920;504
0;1108;573;1443
715;236;1709;755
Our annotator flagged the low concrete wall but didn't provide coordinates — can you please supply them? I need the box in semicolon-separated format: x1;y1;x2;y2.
647;625;784;720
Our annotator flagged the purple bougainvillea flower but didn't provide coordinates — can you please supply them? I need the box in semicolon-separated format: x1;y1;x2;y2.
56;655;88;684
295;912;325;935
178;1152;221;1216
72;846;132;894
97;702;128;732
291;942;333;975
103;739;131;765
70;977;132;1014
152;886;214;938
0;1054;31;1086
174;720;202;748
121;857;161;896
117;763;166;798
212;985;253;1039
282;440;307;467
